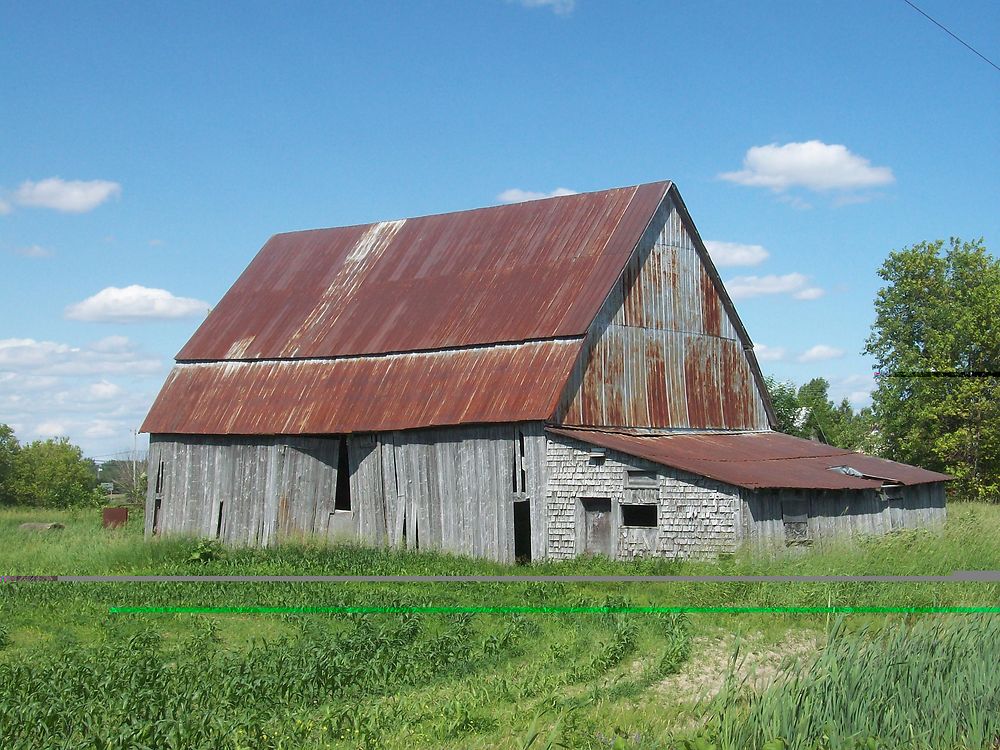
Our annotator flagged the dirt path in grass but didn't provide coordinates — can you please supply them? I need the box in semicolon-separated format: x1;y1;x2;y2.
657;629;823;704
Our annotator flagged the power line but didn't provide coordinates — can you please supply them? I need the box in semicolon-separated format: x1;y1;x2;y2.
901;0;1000;74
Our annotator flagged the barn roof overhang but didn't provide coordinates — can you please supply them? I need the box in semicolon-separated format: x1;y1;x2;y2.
546;427;952;490
142;339;581;435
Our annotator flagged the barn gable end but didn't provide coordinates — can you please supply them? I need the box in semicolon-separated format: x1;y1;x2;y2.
556;186;774;430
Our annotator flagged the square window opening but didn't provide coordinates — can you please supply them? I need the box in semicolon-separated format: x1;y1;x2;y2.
621;504;658;528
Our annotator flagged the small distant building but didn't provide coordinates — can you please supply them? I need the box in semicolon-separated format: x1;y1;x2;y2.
141;182;948;561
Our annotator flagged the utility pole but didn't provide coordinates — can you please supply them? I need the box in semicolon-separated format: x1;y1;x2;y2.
132;429;138;497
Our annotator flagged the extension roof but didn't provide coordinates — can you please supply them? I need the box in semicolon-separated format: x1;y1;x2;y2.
547;428;952;490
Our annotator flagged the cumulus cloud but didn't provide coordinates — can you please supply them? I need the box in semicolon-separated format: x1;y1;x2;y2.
704;240;769;267
793;287;825;300
497;187;578;203
724;273;807;300
720;141;894;192
14;244;53;258
65;285;211;323
0;335;164;455
512;0;575;14
87;380;124;401
13;177;122;213
753;344;786;362
0;336;161;375
798;344;845;363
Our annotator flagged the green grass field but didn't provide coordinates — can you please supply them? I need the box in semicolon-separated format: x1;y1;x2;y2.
2;504;1000;749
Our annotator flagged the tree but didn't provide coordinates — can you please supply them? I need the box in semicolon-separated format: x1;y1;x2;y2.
764;376;877;452
864;238;1000;501
8;437;103;508
0;424;19;505
764;376;800;436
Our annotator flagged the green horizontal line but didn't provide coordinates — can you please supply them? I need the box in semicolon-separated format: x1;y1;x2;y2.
109;606;1000;615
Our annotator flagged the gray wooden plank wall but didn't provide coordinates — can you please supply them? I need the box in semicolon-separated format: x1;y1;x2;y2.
146;435;340;546
146;423;548;562
743;483;947;549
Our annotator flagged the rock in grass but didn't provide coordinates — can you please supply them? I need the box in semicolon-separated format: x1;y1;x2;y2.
18;522;65;531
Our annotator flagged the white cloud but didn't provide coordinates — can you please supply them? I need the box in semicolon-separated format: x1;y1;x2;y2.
35;420;69;438
497;187;578;203
704;240;769;267
798;344;845;363
724;272;808;300
65;285;211;323
720;141;894;192
848;390;873;406
754;344;786;362
0;335;163;456
14;244;53;258
793;287;825;300
0;198;11;215
87;380;124;401
13;177;122;213
512;0;575;14
0;336;162;375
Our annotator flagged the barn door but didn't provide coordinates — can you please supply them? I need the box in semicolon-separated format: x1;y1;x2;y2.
884;487;904;530
581;498;613;557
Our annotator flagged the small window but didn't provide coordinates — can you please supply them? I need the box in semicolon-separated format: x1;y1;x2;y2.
621;504;657;527
335;438;352;511
625;470;658;489
782;500;811;546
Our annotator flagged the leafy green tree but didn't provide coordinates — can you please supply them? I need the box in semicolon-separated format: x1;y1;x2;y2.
0;424;19;505
864;237;1000;501
764;376;801;436
9;437;103;508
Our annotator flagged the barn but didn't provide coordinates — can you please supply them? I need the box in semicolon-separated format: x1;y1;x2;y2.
141;181;949;561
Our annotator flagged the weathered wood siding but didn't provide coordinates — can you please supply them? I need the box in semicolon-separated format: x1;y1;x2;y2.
546;435;744;560
557;193;770;430
146;423;547;562
378;423;546;562
145;435;341;546
742;483;947;549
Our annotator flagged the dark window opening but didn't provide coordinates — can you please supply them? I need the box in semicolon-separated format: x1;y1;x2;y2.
511;441;518;493
215;502;225;538
155;460;165;494
621;504;657;527
518;431;527;493
152;498;162;535
335;438;352;511
513;500;531;562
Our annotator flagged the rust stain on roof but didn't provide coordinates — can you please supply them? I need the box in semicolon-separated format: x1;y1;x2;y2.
177;182;670;361
547;427;952;489
143;340;582;435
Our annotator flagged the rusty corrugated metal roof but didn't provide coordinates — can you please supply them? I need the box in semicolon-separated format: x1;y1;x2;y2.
546;427;952;489
177;182;670;361
143;340;582;435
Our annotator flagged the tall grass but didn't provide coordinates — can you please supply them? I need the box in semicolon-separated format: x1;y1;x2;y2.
695;615;1000;749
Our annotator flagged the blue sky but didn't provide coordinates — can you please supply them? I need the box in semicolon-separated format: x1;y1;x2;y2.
2;0;998;458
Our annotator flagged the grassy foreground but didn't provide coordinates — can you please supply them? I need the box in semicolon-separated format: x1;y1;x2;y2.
2;504;1000;748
